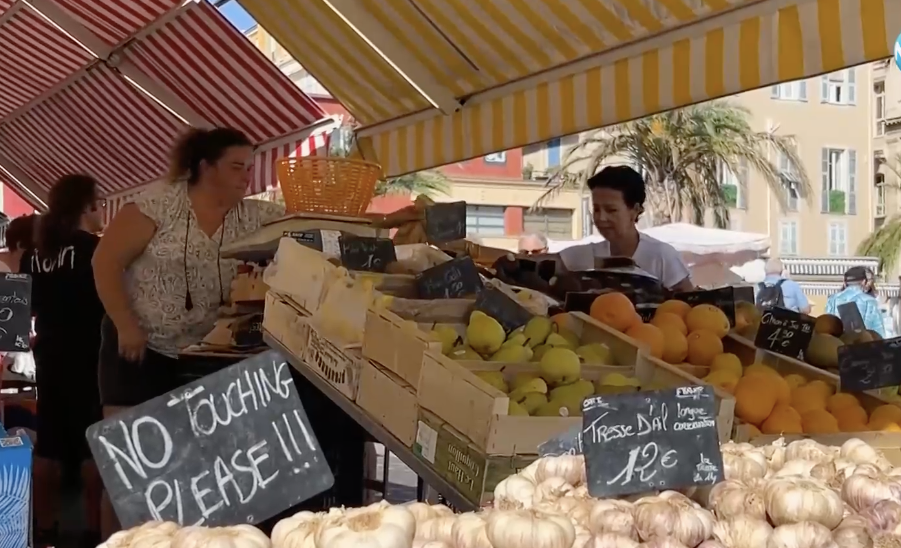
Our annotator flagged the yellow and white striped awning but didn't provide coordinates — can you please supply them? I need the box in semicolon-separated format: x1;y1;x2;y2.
239;0;901;177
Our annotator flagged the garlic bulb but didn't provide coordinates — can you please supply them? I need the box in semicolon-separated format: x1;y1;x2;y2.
712;516;773;548
520;460;541;483
102;522;180;548
579;533;639;548
414;517;456;544
767;521;836;548
811;460;855;490
451;513;492;548
764;440;787;471
587;500;637;539
708;479;767;521
272;510;343;548
785;440;835;464
841;466;901;512
533;477;575;506
535;454;586;485
534;497;591;528
641;538;689;548
765;477;844;529
632;492;715;547
405;503;453;523
412;542;450;548
697;542;726;548
831;526;871;548
171;525;269;548
130;535;172;548
841;439;891;471
773;460;819;478
721;444;767;482
494;475;537;509
316;502;415;548
485;509;575;548
571;525;593;548
859;500;901;535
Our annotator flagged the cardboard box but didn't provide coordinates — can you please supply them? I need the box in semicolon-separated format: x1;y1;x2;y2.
362;308;442;388
0;431;32;548
357;359;418;446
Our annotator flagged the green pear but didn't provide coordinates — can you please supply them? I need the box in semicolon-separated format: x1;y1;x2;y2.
466;311;505;355
530;344;551;362
490;345;532;363
549;379;594;401
508;400;529;416
557;328;580;348
576;343;612;364
523;316;553;348
430;324;460;355
510;372;540;390
533;396;582;417
474;371;508;393
449;345;482;361
509;325;525;337
502;333;528;348
520;392;547;414
545;333;574;350
594;384;640;395
538;347;582;386
508;378;548;402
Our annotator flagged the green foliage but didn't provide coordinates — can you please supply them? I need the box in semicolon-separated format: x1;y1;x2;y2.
828;189;846;214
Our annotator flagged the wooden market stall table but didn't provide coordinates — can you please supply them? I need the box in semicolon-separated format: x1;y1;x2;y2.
264;332;477;512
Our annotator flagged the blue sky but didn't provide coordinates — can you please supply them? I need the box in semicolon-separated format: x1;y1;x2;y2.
218;1;256;32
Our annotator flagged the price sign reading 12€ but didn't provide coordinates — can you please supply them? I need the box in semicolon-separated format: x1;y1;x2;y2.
581;386;723;498
753;307;815;361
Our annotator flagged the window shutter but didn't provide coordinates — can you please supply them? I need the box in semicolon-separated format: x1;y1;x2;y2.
847;149;857;214
846;69;856;105
798;81;807;100
771;86;781;98
821;76;829;102
821;148;830;212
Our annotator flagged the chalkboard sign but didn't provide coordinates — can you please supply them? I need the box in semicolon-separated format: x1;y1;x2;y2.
674;287;735;326
339;235;396;273
416;256;483;299
538;425;583;457
753;307;815;361
425;202;466;244
733;285;755;305
564;291;603;314
0;273;32;352
838;337;901;392
283;230;323;251
87;351;334;528
581;385;723;498
473;287;533;333
838;302;866;334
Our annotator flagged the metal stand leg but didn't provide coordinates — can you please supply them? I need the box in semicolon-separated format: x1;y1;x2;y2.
416;477;425;502
382;446;390;500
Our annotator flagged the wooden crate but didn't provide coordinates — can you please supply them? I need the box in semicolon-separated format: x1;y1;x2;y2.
362;308;443;388
412;409;534;508
417;312;736;455
263;291;311;360
357;359;418;446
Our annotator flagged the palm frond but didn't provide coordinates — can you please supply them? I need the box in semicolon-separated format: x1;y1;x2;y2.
857;214;901;273
374;169;450;198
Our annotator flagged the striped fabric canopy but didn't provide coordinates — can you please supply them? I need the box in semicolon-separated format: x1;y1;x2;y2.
238;0;901;177
0;0;330;207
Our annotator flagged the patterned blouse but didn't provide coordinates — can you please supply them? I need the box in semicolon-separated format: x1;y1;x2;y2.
127;183;284;356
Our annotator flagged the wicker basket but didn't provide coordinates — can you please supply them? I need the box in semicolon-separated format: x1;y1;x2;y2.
277;157;381;216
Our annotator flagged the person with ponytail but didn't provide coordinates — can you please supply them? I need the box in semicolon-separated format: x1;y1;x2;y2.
19;174;105;547
92;128;284;537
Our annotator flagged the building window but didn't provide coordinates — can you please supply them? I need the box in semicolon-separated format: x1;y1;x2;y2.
821;147;857;214
546;138;561;168
821;69;856;105
779;221;798;256
717;159;748;209
524;208;574;239
484;152;506;164
777;150;800;212
876;173;886;217
828;222;848;256
466;205;505;236
771;81;808;101
581;195;593;237
875;81;886;136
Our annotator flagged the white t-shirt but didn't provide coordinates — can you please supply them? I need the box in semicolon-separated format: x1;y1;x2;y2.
558;234;691;289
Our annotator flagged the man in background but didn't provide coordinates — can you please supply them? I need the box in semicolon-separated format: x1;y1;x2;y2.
826;266;885;337
518;233;548;255
756;258;811;314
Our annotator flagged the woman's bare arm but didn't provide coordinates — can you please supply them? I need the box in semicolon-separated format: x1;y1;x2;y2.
92;204;156;330
670;276;695;293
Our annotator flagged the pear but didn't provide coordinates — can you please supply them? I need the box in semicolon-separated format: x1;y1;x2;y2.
508;378;549;402
520;392;548;414
538;347;582;386
510;372;540;390
474;371;508;393
502;333;528;348
576;343;611;364
466;311;505;355
598;372;641;388
534;396;582;417
490;345;532;363
545;333;575;350
523;316;553;348
594;384;640;395
430;324;460;355
531;344;552;362
508;400;529;416
557;328;580;348
549;379;594;402
509;325;526;337
449;345;482;361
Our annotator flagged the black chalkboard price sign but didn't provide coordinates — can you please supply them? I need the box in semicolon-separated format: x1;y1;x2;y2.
425;201;466;244
838;337;901;392
674;287;736;327
474;287;533;333
0;273;32;352
415;256;483;299
753;307;815;361
581;385;724;498
538;425;583;457
86;351;334;528
838;302;866;334
338;235;396;273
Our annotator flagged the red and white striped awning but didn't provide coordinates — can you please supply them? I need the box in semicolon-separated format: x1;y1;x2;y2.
0;65;187;197
53;0;183;46
124;0;324;143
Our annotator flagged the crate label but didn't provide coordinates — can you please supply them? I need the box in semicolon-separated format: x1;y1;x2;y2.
414;421;438;463
434;427;486;504
305;329;348;387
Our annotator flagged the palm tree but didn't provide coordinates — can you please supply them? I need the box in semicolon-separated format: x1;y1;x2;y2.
374;170;449;198
858;153;901;272
538;101;811;227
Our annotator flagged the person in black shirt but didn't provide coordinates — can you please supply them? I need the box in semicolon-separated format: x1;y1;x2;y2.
22;175;105;547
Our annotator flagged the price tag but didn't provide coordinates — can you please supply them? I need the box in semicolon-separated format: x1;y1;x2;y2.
838;337;901;392
753;307;815;361
0;273;32;352
538;425;583;457
283;230;323;251
473;287;534;333
673;287;736;327
838;302;867;334
338;235;397;273
581;385;723;498
425;201;466;244
415;256;483;299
